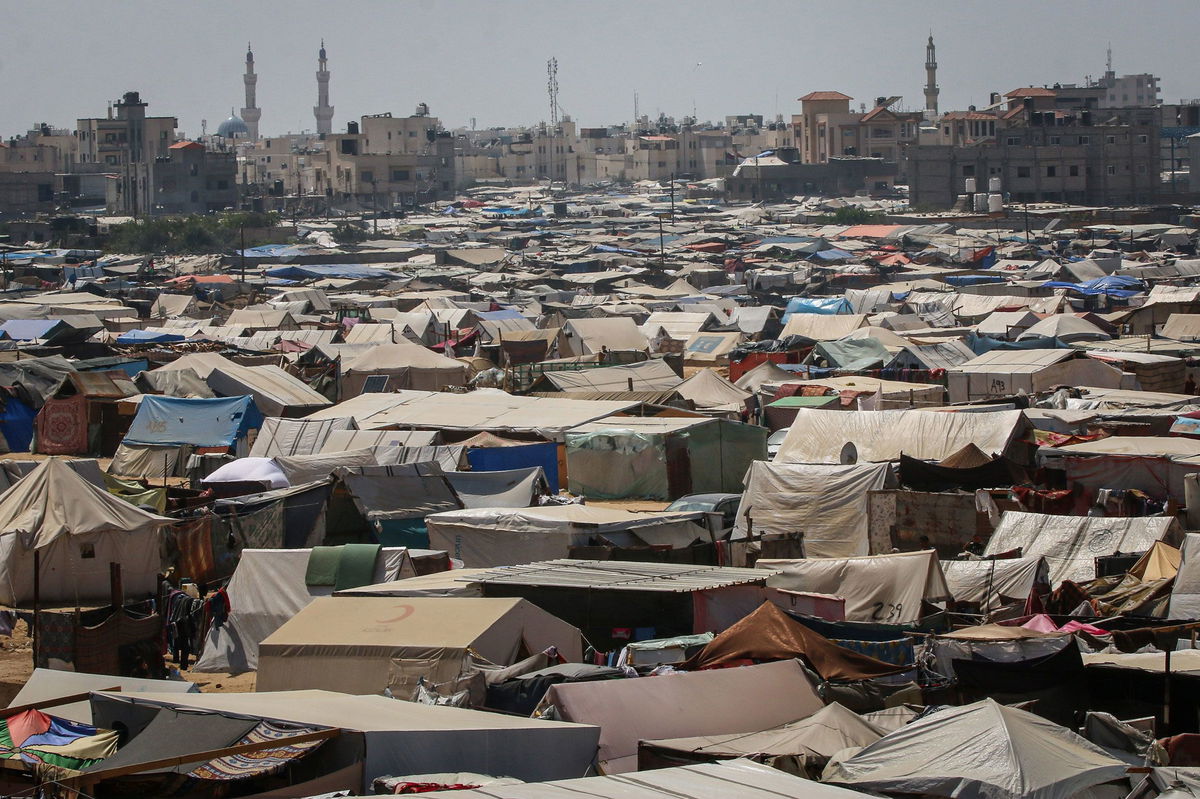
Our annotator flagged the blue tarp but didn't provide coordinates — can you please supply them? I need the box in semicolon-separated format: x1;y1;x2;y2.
783;297;851;321
944;274;1006;286
593;244;645;256
467;441;560;492
810;248;855;261
0;396;35;452
63;263;105;282
475;309;524;321
238;244;313;258
263;264;401;281
123;395;262;448
115;330;186;345
965;332;1070;355
1042;274;1143;297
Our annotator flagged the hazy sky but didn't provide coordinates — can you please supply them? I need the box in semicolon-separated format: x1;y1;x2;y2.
4;0;1199;140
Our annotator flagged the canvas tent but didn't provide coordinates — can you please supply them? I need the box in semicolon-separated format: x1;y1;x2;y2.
89;689;601;790
984;511;1180;587
444;467;545;508
257;596;584;699
824;699;1128;799
8;668;198;725
1164;533;1200;620
207;363;331;417
540;359;680;393
562;317;648;354
341;342;469;396
249;416;356;457
735;461;894;557
537;658;822;775
775;408;1027;464
194;547;415;673
426;505;710;567
946;350;1123;404
940;556;1049;611
0;458;172;605
116;395;263;478
758;550;951;623
673;368;751;413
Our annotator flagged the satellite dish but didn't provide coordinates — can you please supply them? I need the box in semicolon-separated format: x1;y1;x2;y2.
839;442;858;465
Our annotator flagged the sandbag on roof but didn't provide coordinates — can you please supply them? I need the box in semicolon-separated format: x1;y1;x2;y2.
682;603;909;680
776;408;1026;464
824;698;1128;799
758;550;951;623
985;511;1181;587
734;461;894;558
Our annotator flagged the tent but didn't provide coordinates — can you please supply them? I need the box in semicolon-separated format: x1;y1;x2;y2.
946;350;1123;403
89;689;600;790
207;364;331;417
734;461;894;557
682;603;909;680
193;547;415;673
1166;533;1200;619
984;511;1180;587
444;467;545;508
779;313;867;341
341;342;469;396
639;702;885;777
566;416;766;500
824;699;1128;799
8;668;198;725
562;317;648;355
122;395;262;450
0;458;172;605
336;463;464;547
758;550;951;623
674;368;751;413
539;359;680;393
249;416;356;457
200;457;290;489
1017;315;1112;343
257;596;584;699
940;556;1049;611
411;759;868;799
426;506;710;568
538;659;823;774
775;408;1027;464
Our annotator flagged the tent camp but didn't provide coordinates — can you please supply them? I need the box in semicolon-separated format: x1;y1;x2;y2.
946;350;1124;404
89;689;601;790
780;313;868;341
257;596;584;699
735;461;895;557
758;550;951;623
566;416;766;500
341;342;469;396
426;505;711;567
539;359;680;393
824;699;1128;799
984;511;1181;587
0;458;172;605
193;547;417;673
537;658;823;774
775;408;1027;464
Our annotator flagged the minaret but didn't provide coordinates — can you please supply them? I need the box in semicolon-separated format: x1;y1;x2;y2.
314;40;333;136
924;33;939;119
241;43;261;140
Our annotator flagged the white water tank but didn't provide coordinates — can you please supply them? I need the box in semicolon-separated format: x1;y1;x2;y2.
988;193;1003;213
973;193;988;212
988;175;1002;192
964;178;977;193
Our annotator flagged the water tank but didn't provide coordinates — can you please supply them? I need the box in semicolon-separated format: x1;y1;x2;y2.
988;176;1002;192
988;193;1003;213
964;178;977;194
973;193;988;212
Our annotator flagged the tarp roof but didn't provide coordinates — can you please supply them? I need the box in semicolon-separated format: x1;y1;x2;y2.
123;395;261;448
543;359;681;393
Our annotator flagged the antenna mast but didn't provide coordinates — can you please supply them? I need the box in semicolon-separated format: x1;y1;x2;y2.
547;57;560;127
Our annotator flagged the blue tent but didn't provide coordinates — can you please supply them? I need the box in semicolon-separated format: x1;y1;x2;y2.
115;330;186;345
123;395;263;448
263;264;400;281
1042;274;1142;298
783;297;851;321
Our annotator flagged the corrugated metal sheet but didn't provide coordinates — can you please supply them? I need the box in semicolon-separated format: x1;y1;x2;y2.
467;559;775;593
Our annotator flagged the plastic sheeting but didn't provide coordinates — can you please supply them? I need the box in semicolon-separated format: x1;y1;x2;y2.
201;457;289;489
940;556;1048;611
735;462;893;557
250;416;356;458
775;408;1026;464
758;551;950;624
123;395;262;448
1168;533;1200;620
445;468;545;508
824;699;1127;799
984;511;1180;587
273;448;377;485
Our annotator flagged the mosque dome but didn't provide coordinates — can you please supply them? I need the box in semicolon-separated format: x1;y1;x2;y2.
217;115;249;138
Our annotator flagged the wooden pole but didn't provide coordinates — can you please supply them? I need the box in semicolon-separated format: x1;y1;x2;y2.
109;562;123;612
31;550;40;667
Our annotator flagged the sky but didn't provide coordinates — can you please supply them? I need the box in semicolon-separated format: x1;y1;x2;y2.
4;0;1200;140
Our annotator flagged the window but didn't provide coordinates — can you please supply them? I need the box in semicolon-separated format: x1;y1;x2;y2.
104;155;118;165
961;165;975;177
360;170;374;183
1069;165;1079;177
1138;134;1149;144
1046;166;1056;177
1107;165;1116;175
1137;164;1147;174
391;169;409;181
1017;166;1031;178
1049;136;1060;145
408;131;417;137
79;543;95;559
1007;136;1020;145
1106;135;1116;144
1079;135;1090;145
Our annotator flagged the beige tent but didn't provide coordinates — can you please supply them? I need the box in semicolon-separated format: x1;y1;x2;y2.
0;458;172;605
341;342;469;396
563;318;648;355
780;314;868;341
257;596;583;699
675;368;751;412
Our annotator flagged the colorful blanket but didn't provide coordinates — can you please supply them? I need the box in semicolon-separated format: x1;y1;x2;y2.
0;710;117;770
188;721;325;781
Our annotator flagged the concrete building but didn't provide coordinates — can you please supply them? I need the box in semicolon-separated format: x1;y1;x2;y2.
726;148;896;201
325;112;454;209
151;141;238;214
76;91;178;215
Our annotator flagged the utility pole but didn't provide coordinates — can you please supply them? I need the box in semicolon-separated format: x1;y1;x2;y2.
658;213;666;268
1023;202;1030;244
669;172;676;221
239;223;246;283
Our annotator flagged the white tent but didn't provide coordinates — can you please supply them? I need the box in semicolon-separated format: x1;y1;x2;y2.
1166;533;1200;619
193;547;414;673
0;459;172;605
249;416;357;457
674;368;751;412
984;511;1180;587
940;556;1049;611
758;550;951;623
734;461;894;557
1016;315;1112;343
341;342;469;396
824;699;1128;799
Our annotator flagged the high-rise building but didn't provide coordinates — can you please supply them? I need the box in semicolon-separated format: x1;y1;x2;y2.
241;43;261;141
924;34;939;119
314;41;333;137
